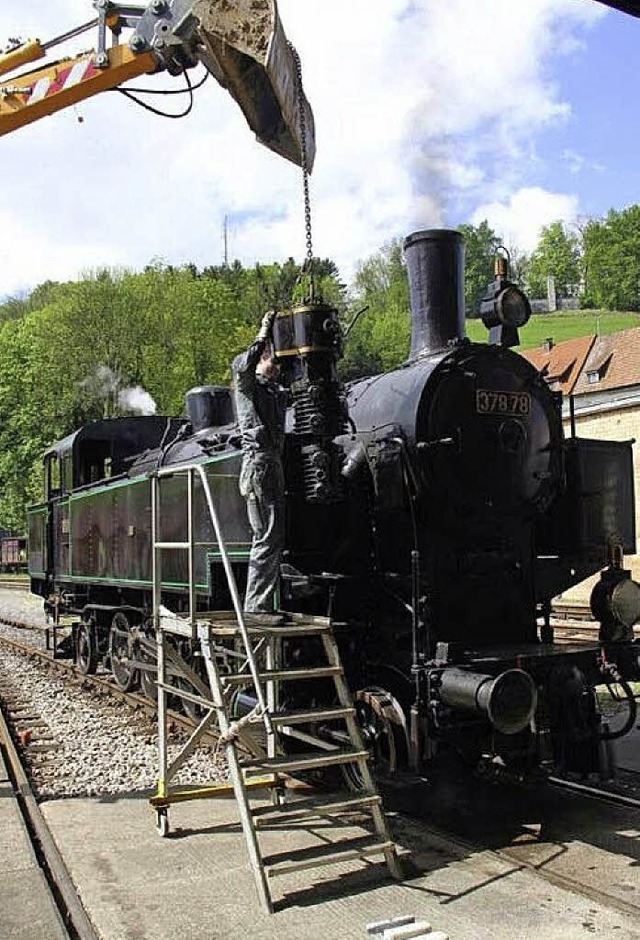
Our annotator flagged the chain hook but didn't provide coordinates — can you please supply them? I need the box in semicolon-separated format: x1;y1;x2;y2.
288;42;315;302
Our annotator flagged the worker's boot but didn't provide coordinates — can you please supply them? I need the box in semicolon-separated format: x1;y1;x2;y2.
243;611;285;627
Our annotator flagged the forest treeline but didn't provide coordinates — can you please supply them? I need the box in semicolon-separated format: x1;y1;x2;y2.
1;203;639;530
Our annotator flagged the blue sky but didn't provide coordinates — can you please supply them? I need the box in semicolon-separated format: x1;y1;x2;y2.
0;1;638;298
536;9;640;216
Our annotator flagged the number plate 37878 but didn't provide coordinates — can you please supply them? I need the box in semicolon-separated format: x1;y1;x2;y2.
476;389;531;416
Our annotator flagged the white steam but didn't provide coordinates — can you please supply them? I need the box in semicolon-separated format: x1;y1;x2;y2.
117;386;157;416
77;365;157;416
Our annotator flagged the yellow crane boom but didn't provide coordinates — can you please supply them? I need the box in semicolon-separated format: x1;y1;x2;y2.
0;0;315;170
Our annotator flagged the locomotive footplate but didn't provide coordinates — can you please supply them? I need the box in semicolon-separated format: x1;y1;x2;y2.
457;641;606;668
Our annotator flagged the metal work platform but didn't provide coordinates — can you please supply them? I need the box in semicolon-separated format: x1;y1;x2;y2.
149;464;400;913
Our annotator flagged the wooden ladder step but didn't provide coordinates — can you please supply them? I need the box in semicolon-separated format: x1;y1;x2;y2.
270;706;355;725
187;610;333;637
242;748;369;775
207;623;333;637
252;793;381;828
222;666;342;686
263;835;395;878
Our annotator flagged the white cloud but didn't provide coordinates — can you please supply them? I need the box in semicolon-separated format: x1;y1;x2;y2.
0;1;608;296
0;208;121;286
471;186;579;252
562;148;605;175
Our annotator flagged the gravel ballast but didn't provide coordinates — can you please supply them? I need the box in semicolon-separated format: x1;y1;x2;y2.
0;589;228;800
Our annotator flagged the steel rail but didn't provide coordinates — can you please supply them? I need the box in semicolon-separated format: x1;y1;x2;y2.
394;804;640;922
0;577;29;591
549;774;640;810
0;689;99;939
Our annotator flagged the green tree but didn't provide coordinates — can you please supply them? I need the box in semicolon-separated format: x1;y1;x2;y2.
457;221;502;316
507;245;530;290
342;239;410;379
581;206;640;311
526;221;581;299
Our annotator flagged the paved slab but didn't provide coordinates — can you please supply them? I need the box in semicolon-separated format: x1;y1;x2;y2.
40;791;640;940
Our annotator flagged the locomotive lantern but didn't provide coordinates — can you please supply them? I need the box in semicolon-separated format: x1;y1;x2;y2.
480;251;531;348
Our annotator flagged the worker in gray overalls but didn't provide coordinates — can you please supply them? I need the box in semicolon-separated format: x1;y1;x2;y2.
233;311;287;620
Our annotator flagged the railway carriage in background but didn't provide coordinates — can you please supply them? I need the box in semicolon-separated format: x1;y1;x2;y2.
28;229;640;782
0;534;27;573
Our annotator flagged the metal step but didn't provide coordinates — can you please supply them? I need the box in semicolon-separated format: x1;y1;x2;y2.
270;706;355;725
150;775;277;807
252;793;381;828
222;666;342;686
263;835;395;878
241;748;369;775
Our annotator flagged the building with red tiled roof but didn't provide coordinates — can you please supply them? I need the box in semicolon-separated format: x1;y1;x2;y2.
521;335;595;397
573;327;640;399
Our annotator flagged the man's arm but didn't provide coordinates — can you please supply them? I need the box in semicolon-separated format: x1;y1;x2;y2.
234;312;276;391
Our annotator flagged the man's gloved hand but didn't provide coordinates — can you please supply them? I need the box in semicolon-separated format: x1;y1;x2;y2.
257;309;276;342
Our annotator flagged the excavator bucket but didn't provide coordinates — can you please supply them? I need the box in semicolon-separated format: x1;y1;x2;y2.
0;1;314;166
193;0;315;170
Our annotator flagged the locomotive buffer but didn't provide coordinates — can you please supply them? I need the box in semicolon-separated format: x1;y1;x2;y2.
149;463;401;914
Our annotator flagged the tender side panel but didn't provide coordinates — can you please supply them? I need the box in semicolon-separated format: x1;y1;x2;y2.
66;454;251;590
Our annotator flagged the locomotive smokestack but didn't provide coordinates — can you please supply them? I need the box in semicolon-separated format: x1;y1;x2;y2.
404;229;465;358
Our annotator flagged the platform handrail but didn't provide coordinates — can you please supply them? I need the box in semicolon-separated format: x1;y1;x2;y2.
151;463;273;736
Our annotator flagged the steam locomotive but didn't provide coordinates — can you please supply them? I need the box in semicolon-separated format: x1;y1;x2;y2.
28;229;640;780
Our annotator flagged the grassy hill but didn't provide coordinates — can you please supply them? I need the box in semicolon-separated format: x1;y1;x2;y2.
465;310;640;350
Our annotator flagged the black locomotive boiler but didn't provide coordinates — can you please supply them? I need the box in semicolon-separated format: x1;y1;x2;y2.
28;228;640;781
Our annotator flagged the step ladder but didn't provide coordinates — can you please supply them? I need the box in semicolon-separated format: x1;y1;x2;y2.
148;464;402;913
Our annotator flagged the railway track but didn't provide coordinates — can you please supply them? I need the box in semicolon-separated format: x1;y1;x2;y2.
0;613;230;803
0;577;29;591
0;685;99;939
549;774;640;810
0;624;221;750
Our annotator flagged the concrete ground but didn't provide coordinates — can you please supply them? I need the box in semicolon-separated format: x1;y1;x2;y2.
38;786;640;940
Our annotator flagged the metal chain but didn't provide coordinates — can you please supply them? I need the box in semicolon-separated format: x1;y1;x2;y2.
288;42;314;274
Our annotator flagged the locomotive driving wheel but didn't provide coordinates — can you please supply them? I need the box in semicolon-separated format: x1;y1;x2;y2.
341;686;410;792
76;620;98;675
136;630;157;700
109;612;138;692
177;674;208;721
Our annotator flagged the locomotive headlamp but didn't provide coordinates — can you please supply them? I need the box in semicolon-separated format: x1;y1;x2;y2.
493;284;531;328
480;251;531;348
